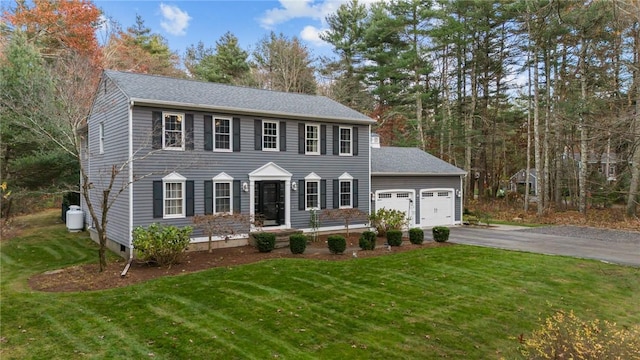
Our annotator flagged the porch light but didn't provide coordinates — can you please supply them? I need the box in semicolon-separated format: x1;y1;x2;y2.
291;182;297;191
456;189;462;198
242;182;249;192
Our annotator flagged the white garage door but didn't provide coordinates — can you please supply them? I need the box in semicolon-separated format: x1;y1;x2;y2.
420;190;454;227
376;190;415;227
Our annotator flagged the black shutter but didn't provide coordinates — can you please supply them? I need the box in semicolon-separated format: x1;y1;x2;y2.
333;126;339;155
321;179;327;209
353;179;359;208
186;180;194;216
185;114;194;151
279;121;286;151
320;125;327;155
298;123;305;154
298;179;305;210
352;126;358;156
254;119;262;150
152;111;162;149
233;117;241;152
204;180;213;215
233;180;241;213
204;115;213;151
333;179;339;209
153;181;163;218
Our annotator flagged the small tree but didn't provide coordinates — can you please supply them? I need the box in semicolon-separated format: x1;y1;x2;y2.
322;208;367;238
192;212;250;253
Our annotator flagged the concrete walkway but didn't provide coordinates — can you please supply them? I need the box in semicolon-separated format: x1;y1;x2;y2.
444;225;640;267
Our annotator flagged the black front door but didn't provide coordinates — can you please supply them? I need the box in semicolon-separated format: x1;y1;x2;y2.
255;181;285;226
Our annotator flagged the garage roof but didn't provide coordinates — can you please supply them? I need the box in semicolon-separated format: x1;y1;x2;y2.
372;147;466;176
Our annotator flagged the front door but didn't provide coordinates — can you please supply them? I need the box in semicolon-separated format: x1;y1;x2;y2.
255;181;285;226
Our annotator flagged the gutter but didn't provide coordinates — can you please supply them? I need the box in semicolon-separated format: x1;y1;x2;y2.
122;99;135;277
371;172;468;177
129;98;376;125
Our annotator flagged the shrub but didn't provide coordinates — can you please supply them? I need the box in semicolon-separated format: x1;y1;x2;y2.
408;228;424;245
327;235;346;254
386;229;403;246
289;234;307;254
432;226;450;242
132;223;193;266
520;310;640;359
358;230;377;250
368;208;407;237
252;232;276;253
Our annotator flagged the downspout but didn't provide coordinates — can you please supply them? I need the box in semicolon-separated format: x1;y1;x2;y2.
121;99;135;277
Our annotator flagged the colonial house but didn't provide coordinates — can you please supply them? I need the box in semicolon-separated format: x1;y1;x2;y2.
82;70;464;257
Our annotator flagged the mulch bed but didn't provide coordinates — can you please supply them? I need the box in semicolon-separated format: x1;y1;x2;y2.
29;235;451;292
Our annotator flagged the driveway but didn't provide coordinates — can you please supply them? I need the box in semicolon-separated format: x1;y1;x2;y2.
445;225;640;267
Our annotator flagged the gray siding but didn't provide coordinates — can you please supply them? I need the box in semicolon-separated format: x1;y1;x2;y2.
84;77;132;246
371;175;462;223
131;106;370;235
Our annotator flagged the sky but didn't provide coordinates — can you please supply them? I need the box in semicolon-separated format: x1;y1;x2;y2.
94;0;364;62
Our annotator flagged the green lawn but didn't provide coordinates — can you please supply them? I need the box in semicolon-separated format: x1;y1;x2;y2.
1;210;639;359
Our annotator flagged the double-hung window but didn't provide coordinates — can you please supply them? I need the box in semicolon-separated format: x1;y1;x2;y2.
306;124;319;155
164;175;186;218
214;182;231;213
263;120;279;151
163;112;184;150
214;117;231;151
98;122;105;154
339;126;352;156
306;180;319;209
339;180;352;208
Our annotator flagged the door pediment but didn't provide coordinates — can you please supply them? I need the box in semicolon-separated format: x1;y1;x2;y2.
249;162;292;180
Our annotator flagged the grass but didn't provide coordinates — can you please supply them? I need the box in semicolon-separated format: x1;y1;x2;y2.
2;210;639;359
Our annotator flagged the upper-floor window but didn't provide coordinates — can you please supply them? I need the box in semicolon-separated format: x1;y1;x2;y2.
98;122;104;154
306;124;319;155
163;112;184;150
339;126;352;156
263;120;279;151
214;117;231;151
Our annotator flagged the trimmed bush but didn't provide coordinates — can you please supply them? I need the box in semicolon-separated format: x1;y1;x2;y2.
386;229;403;246
408;228;424;245
132;223;193;266
289;234;307;254
327;235;346;254
253;232;276;253
432;226;450;242
358;230;377;250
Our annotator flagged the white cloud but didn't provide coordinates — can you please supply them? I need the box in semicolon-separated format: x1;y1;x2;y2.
259;0;342;29
300;25;328;47
159;3;191;36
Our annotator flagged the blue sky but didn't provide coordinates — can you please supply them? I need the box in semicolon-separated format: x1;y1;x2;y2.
94;0;365;62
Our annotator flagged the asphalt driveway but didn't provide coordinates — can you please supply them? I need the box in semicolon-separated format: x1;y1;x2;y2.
444;225;640;267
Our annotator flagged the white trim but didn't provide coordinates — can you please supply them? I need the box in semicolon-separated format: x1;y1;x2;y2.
213;115;233;152
212;172;234;181
298;223;369;233
213;181;233;214
163;172;186;219
305;179;320;211
305;123;320;155
338;178;352;209
339;172;353;180
305;172;321;181
248;163;292;230
338;126;352;156
128;101;134;249
162;111;185;151
262;120;279;152
163;172;187;181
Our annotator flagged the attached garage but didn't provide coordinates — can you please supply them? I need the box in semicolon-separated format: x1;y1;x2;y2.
371;146;466;228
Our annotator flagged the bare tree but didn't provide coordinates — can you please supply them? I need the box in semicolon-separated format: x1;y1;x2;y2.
193;213;250;253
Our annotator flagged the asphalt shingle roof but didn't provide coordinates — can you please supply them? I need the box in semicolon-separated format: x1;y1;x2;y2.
104;70;374;124
372;147;466;176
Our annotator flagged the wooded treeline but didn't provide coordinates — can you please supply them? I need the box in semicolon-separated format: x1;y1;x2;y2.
1;0;639;218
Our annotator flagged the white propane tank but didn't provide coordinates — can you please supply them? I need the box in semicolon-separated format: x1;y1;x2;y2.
66;205;84;232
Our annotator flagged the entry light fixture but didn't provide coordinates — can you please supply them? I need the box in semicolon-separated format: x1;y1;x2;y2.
242;182;249;192
291;182;298;191
456;189;462;198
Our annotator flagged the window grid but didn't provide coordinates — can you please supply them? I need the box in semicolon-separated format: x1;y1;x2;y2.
306;181;319;209
214;118;231;151
263;121;278;150
339;127;351;155
214;182;231;213
164;182;184;216
306;124;319;154
163;113;184;149
339;180;352;208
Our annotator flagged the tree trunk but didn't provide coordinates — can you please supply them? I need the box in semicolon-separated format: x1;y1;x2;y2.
578;38;589;215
